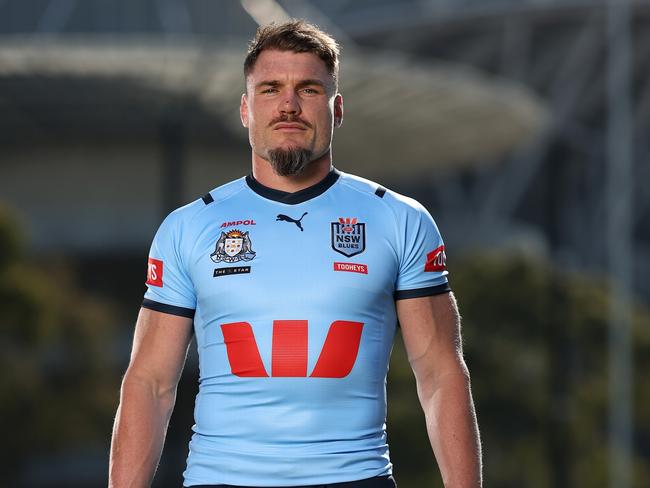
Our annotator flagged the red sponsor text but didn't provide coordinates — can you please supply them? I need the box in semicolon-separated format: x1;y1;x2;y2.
146;258;164;287
333;262;368;274
424;245;446;272
221;219;256;228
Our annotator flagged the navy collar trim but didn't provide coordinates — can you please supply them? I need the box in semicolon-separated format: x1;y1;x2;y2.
245;168;340;205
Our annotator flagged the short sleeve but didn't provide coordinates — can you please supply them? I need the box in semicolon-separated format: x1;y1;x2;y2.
394;202;450;300
142;212;196;318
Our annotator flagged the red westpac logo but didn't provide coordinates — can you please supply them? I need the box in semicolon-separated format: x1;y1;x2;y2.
221;320;364;378
424;245;446;272
146;258;164;287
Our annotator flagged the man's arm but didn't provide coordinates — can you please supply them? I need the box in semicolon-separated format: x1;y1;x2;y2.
109;307;194;488
396;292;482;488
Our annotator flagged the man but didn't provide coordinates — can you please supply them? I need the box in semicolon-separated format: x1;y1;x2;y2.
109;20;482;488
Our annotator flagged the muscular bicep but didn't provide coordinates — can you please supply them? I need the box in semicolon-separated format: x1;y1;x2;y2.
125;307;194;393
396;292;466;387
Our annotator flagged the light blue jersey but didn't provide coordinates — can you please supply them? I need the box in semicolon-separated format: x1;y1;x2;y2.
142;168;449;487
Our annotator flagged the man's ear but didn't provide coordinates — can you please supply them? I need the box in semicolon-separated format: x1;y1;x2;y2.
240;93;249;128
334;93;344;128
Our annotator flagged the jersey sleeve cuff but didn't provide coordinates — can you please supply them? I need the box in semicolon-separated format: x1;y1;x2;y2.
142;298;195;318
394;282;451;300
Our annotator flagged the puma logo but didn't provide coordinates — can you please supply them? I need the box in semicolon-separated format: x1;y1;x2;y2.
276;212;308;231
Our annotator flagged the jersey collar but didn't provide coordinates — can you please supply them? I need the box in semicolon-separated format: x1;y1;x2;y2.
245;168;341;205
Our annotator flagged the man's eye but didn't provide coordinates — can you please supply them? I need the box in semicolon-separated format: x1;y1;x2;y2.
302;88;319;94
261;88;278;94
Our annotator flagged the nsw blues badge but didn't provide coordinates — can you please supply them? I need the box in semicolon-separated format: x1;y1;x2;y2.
331;217;366;257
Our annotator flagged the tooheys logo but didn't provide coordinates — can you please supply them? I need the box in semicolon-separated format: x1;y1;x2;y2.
425;245;446;272
221;320;364;378
146;258;163;287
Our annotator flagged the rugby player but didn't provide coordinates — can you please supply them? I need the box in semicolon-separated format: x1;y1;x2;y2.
109;20;482;488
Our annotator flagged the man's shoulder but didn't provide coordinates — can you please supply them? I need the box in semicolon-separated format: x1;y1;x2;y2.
197;176;248;208
338;170;428;215
161;176;247;228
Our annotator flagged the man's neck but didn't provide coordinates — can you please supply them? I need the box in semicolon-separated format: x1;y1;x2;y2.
251;152;333;193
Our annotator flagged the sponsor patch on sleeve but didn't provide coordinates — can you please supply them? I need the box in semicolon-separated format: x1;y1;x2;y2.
424;245;446;272
146;258;164;287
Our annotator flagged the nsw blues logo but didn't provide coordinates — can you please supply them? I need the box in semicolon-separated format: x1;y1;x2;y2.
331;217;366;257
211;229;256;263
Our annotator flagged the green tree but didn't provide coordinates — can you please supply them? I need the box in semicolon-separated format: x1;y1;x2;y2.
0;206;119;485
387;253;650;488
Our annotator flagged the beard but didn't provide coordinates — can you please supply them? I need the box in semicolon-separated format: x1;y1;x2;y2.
267;147;314;177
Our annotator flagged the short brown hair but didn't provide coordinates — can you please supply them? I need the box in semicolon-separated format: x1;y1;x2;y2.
244;20;340;88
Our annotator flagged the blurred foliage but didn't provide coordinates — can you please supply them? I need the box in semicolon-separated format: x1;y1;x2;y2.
387;252;650;488
0;206;23;267
0;206;119;485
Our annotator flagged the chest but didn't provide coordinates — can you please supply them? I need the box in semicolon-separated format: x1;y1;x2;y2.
187;205;398;318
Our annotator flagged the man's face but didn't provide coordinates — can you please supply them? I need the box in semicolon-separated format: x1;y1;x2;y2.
240;49;343;175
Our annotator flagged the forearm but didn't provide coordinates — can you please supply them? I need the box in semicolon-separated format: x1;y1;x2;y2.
109;373;177;488
417;367;482;488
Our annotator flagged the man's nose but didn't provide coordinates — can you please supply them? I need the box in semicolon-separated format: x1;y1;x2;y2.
279;91;301;115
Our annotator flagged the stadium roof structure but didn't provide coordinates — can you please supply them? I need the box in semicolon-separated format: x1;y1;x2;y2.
1;0;648;273
0;38;546;179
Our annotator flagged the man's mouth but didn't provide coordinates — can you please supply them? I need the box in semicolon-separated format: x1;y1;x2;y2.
274;123;308;131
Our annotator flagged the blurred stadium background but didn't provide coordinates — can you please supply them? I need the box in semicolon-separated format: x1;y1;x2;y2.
1;0;649;487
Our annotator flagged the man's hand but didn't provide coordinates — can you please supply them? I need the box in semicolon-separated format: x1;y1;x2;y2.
109;307;193;488
396;292;482;488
